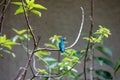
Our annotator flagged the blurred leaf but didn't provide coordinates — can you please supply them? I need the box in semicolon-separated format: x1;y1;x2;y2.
31;9;41;16
95;69;113;80
43;57;57;68
34;51;49;58
114;57;120;73
45;43;58;49
44;57;56;62
12;35;19;42
67;66;78;73
96;45;112;57
11;2;23;6
73;50;85;58
0;35;6;43
3;50;16;58
23;34;32;40
33;4;47;10
95;57;114;68
38;68;48;74
14;7;24;15
13;28;27;35
0;54;4;58
4;40;18;45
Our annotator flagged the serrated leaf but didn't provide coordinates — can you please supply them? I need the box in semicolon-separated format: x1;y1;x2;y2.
95;57;114;68
96;45;112;57
95;69;113;79
31;10;41;16
114;57;120;73
33;4;47;10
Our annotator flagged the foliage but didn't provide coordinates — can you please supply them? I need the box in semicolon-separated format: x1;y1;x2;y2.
12;0;47;16
0;0;118;80
84;25;111;43
83;26;114;80
0;35;18;58
114;57;120;73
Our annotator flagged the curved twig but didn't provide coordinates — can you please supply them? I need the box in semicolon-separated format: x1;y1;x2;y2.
36;7;84;52
65;7;84;49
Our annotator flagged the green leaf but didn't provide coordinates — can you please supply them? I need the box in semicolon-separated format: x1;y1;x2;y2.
0;35;6;43
12;35;19;42
14;7;24;15
3;45;12;50
4;40;18;45
3;50;16;58
95;69;113;80
0;54;4;58
44;57;56;62
44;57;57;68
95;57;114;68
11;2;22;6
13;28;27;35
114;57;120;73
31;9;41;16
26;0;30;4
23;34;32;40
96;45;112;57
37;68;48;74
45;43;58;49
34;51;49;58
33;4;47;10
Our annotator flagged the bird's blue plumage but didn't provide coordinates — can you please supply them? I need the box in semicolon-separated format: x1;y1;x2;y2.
59;38;65;53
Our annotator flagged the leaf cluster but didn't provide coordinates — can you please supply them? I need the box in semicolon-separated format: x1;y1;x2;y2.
12;0;47;16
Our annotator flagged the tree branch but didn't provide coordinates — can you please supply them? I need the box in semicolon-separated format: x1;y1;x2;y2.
65;7;84;49
83;0;94;80
15;0;38;79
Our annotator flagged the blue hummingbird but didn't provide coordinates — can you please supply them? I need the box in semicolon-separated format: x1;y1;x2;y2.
59;38;65;53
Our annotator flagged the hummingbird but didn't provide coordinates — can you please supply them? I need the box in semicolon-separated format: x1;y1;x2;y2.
59;38;65;53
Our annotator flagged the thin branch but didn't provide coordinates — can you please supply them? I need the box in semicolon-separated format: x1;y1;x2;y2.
32;37;41;73
15;0;38;79
0;0;11;35
89;0;94;79
21;0;37;47
33;56;38;72
65;7;84;49
34;7;84;52
83;0;94;80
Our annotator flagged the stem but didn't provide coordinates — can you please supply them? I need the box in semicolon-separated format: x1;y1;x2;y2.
15;0;38;79
83;0;94;80
89;0;94;80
